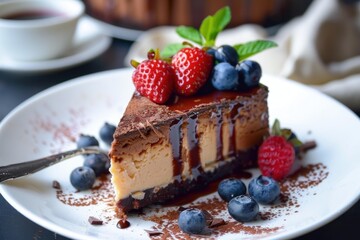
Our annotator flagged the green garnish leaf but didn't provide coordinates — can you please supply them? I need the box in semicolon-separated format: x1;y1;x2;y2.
160;43;186;58
176;26;203;46
271;119;282;136
234;40;277;61
200;6;231;47
271;119;303;148
212;6;231;33
289;138;303;148
199;16;215;47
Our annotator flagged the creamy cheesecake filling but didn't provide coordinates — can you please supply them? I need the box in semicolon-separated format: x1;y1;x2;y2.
110;96;268;202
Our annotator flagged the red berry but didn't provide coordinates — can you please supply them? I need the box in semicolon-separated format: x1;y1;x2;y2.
258;136;295;181
132;59;175;104
172;48;213;96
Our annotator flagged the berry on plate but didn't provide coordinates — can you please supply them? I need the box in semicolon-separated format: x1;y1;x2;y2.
217;178;246;202
77;134;99;149
258;135;295;181
132;54;175;104
99;122;116;145
228;195;259;222
83;154;110;176
248;175;280;204
70;166;96;191
178;208;207;234
272;119;303;154
172;47;213;96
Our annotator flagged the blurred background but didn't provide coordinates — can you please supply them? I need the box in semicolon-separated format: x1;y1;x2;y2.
84;0;313;29
0;0;359;240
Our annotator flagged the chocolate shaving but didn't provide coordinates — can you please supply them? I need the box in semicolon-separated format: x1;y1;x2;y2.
209;218;226;228
116;219;130;229
201;209;213;225
88;216;103;225
144;229;163;236
300;140;317;152
177;206;187;212
52;180;61;189
135;125;146;139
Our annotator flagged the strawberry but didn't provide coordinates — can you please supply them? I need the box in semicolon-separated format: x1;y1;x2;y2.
171;47;213;96
132;59;175;104
258;136;295;181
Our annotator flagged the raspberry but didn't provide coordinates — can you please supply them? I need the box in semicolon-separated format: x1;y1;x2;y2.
132;59;175;104
258;136;295;181
172;48;213;96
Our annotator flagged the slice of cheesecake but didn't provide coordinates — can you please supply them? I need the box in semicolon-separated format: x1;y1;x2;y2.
109;85;269;217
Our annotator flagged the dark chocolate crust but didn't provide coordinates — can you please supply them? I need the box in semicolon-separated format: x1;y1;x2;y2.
116;148;258;215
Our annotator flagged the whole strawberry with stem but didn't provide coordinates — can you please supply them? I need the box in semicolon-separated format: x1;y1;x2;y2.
131;49;175;104
172;47;213;96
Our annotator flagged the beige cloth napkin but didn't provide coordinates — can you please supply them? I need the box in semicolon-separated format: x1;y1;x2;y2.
125;0;360;111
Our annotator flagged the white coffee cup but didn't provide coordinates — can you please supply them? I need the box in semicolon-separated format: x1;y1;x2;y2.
0;0;84;61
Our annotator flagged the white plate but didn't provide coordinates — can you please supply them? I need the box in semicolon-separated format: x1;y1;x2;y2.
0;17;111;73
0;69;359;240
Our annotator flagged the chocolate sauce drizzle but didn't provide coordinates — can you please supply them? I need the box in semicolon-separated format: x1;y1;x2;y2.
169;118;183;179
168;106;244;180
214;106;224;161
227;103;242;156
167;89;257;181
187;114;203;177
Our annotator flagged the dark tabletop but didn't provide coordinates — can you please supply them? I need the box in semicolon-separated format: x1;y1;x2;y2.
0;38;359;240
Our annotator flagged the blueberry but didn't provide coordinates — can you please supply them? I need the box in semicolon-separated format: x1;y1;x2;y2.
206;48;217;58
77;134;99;148
236;60;262;89
248;175;280;204
83;154;110;176
70;166;96;191
178;208;207;234
228;195;259;222
211;62;239;90
99;122;116;145
218;178;246;202
214;45;239;66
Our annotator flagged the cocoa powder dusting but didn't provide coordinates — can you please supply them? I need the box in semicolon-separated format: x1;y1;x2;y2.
56;174;114;207
54;163;328;238
143;163;328;239
28;107;90;153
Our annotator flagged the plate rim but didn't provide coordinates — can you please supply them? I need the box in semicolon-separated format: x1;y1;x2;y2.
0;68;359;240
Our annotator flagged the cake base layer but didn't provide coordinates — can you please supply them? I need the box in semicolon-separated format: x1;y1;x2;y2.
115;148;258;216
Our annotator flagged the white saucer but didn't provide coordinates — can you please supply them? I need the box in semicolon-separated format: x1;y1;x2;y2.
88;17;143;41
0;16;112;73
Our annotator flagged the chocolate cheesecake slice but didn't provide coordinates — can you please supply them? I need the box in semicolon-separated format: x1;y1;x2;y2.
109;86;269;217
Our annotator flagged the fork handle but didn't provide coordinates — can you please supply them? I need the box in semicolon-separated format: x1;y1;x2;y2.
0;147;107;183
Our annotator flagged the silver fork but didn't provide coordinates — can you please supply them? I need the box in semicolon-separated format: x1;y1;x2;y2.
0;147;108;183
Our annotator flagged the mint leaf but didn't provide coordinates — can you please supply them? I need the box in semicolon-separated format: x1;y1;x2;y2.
212;6;231;33
160;43;185;58
200;6;231;47
199;16;216;47
234;40;277;61
176;26;203;46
